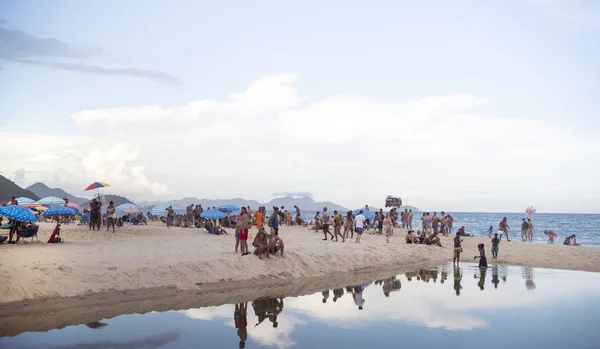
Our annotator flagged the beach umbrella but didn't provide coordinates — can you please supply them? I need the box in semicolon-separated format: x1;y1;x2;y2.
5;197;36;205
352;209;375;220
21;202;43;209
116;203;139;210
38;196;65;205
150;202;173;216
66;202;80;210
201;208;227;219
218;204;239;213
84;182;111;198
0;205;38;223
124;207;140;214
42;206;77;217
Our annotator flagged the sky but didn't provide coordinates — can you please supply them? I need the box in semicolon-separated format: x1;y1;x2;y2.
1;0;599;213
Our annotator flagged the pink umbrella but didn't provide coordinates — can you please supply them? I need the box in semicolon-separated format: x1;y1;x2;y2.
67;203;80;210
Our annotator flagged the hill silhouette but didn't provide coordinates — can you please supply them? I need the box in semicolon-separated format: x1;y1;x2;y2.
26;182;88;205
0;175;40;203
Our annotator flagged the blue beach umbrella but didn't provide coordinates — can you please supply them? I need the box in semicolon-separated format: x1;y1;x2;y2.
201;208;227;219
352;209;375;220
38;196;65;205
5;197;36;205
116;203;139;210
150;203;173;216
0;205;38;223
218;204;240;213
42;206;77;217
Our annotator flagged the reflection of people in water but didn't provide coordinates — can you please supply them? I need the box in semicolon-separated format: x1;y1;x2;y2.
333;288;344;302
322;290;330;303
453;267;463;296
441;270;448;284
522;267;536;290
253;297;284;328
476;267;487;290
492;265;500;289
352;285;365;310
381;277;401;297
234;303;248;349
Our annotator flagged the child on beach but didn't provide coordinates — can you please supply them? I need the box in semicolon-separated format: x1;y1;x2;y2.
474;243;488;268
491;233;500;259
383;214;393;243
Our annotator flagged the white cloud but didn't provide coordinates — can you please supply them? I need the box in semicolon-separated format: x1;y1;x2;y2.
3;74;599;211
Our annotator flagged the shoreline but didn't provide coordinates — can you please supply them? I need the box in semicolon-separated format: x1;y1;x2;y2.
1;223;599;329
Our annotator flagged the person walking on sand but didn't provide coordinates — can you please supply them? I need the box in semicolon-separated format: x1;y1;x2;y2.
499;217;510;241
384;213;393;243
408;209;413;230
453;234;463;266
333;210;345;242
527;218;535;242
321;207;334;241
491;233;500;259
487;225;493;238
354;210;366;243
166;205;174;228
106;201;116;232
343;211;354;239
267;207;280;236
237;207;250;256
521;218;529;241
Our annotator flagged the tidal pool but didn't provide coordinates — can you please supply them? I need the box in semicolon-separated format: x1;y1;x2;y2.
2;264;599;349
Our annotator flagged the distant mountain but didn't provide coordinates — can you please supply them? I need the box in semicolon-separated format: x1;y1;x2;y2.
81;194;134;209
264;196;348;212
0;175;40;203
26;182;88;205
140;196;348;212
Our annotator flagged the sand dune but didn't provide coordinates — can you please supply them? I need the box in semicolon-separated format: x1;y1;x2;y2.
1;222;598;307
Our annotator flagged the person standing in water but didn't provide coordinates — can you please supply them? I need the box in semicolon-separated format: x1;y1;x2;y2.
453;234;463;266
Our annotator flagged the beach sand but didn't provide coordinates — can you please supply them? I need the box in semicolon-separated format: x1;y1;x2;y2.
1;222;599;307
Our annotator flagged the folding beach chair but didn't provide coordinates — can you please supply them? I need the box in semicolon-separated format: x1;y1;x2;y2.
22;225;40;242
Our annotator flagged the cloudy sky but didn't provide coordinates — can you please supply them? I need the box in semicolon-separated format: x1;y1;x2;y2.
1;0;599;213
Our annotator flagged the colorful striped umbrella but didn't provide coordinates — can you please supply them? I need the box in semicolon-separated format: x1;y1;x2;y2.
21;202;43;208
85;182;111;199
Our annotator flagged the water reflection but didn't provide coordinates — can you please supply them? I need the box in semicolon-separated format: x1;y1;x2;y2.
3;264;600;349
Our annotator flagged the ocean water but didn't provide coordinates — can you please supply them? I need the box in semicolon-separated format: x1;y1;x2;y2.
2;263;599;349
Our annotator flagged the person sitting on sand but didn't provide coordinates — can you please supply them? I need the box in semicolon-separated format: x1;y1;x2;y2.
474;243;488;268
405;230;418;244
424;231;442;247
267;233;285;257
456;226;472;237
252;228;270;259
563;234;580;246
